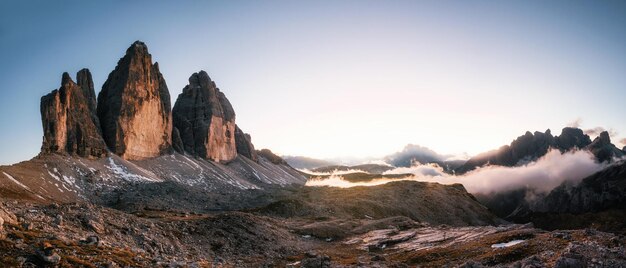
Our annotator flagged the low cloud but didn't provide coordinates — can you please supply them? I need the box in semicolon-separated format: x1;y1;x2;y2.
307;149;606;195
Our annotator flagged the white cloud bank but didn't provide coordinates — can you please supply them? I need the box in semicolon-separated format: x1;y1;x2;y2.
306;149;606;195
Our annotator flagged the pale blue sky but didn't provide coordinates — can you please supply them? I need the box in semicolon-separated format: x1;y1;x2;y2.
1;0;625;164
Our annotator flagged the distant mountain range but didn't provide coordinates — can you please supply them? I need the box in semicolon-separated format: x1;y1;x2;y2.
458;127;624;174
294;127;624;174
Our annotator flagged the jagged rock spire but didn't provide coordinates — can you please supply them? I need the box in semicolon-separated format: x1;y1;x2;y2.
235;125;258;162
97;41;173;160
172;71;237;162
41;71;107;158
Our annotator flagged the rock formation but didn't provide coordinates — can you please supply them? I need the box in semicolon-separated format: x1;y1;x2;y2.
235;125;258;161
76;68;97;115
585;131;624;163
532;160;626;214
554;127;592;149
40;71;107;158
97;41;172;160
457;127;592;173
257;149;287;165
172;71;237;162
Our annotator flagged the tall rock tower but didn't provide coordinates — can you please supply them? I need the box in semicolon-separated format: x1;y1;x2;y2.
97;41;173;160
40;70;107;158
172;71;237;162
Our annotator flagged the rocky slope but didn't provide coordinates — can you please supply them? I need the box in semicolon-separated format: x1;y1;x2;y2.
0;152;306;204
172;71;237;162
256;181;502;226
501;160;626;233
97;41;173;160
2;195;625;267
533;160;626;214
40;71;107;158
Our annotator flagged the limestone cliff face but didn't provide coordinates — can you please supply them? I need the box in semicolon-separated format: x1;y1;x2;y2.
97;41;172;160
235;125;258;162
172;71;237;162
40;71;107;158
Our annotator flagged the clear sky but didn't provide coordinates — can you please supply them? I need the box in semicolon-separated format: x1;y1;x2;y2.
1;0;625;165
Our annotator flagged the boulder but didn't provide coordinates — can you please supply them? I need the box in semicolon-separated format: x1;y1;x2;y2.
38;242;61;264
40;71;107;158
97;41;172;160
0;204;17;226
172;71;237;162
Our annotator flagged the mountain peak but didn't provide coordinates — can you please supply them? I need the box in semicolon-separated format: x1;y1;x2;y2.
97;41;173;160
187;70;214;92
172;71;237;162
61;72;73;86
126;40;149;55
76;68;96;114
598;131;611;143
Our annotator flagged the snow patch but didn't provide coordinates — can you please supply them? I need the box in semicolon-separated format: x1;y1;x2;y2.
107;158;156;182
492;240;525;248
2;172;31;190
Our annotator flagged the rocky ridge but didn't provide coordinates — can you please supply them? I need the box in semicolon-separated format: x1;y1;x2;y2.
457;127;624;173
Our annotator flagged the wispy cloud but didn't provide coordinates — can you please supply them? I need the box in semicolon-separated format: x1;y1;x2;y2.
583;127;618;138
567;118;582;128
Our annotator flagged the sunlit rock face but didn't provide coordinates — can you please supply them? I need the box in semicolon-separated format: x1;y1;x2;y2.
40;71;107;158
172;71;237;162
235;125;258;162
97;41;172;160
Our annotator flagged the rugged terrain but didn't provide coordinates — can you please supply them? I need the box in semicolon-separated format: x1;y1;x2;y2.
2;194;626;267
2;41;626;267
